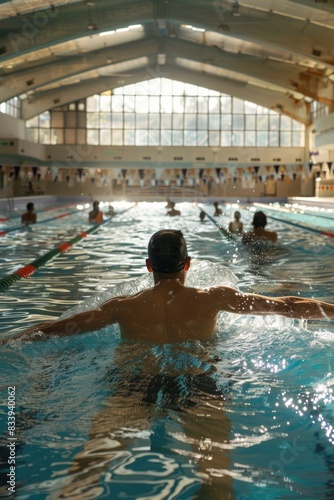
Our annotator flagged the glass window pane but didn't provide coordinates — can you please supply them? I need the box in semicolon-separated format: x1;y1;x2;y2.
233;97;244;113
87;130;99;144
51;112;64;128
209;97;220;112
124;95;135;112
221;130;231;146
161;78;172;94
161;130;172;145
51;129;63;144
100;95;111;111
232;131;243;146
257;115;269;130
185;96;197;112
149;129;159;145
111;95;123;112
245;115;255;130
257;131;269;146
209;114;220;130
245;131;255;146
77;112;86;128
77;129;86;144
100;129;111;145
136;129;148;145
209;131;219;146
221;96;231;113
173;95;184;113
136;81;150;96
87;113;99;128
292;131;304;147
112;113;123;128
124;114;135;129
112;129;123;145
40;111;50;128
161;114;172;129
184;130;196;146
149;78;161;95
184;83;198;95
40;129;51;143
281;116;292;130
149;96;160;113
136;114;148;128
244;100;257;114
292;120;303;131
198;114;208;130
26;128;39;142
124;130;135;145
270;115;279;130
135;95;149;113
26;116;39;127
233;114;244;130
172;80;184;94
269;131;279;146
161;95;172;113
280;131;291;146
100;113;111;128
221;114;232;129
184;113;196;129
196;130;208;146
172;114;183;129
172;130;182;146
87;95;100;111
149;114;160;129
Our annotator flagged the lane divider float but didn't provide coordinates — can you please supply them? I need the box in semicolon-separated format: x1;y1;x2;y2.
267;214;334;238
0;205;136;292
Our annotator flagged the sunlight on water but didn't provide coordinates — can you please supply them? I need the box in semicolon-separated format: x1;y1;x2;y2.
0;201;334;499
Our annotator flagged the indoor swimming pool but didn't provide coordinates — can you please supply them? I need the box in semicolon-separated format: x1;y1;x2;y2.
1;201;334;499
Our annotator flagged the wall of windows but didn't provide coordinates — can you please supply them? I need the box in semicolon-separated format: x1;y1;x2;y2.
26;78;305;147
0;97;21;118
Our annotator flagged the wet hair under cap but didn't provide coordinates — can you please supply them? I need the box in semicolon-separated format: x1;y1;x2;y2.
252;210;267;228
148;229;188;273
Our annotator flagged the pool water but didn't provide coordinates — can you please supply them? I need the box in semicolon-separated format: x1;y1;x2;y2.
0;202;334;499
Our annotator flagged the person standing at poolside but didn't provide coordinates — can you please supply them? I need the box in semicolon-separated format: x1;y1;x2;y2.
228;211;243;235
89;200;103;224
242;210;277;244
21;202;37;225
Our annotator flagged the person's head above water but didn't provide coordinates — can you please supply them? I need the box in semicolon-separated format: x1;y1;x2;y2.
252;210;267;229
147;229;190;274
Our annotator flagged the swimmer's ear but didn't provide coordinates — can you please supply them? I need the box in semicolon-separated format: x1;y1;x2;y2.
184;257;191;271
146;258;153;272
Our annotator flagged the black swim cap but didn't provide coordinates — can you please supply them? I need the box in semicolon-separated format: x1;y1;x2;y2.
148;230;188;273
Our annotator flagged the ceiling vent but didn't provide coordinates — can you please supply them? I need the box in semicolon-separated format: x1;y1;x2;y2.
26;79;34;86
312;48;322;57
0;46;6;55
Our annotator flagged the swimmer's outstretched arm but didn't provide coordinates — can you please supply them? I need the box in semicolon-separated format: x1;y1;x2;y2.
213;287;334;320
2;298;121;343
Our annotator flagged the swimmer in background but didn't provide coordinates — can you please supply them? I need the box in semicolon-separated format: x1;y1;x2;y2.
165;198;174;209
242;210;277;244
10;229;334;344
167;201;181;217
213;201;223;216
199;210;206;222
108;203;115;215
21;202;37;225
228;211;243;235
88;200;103;224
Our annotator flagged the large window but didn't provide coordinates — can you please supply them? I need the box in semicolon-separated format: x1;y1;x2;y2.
26;78;305;147
0;97;21;118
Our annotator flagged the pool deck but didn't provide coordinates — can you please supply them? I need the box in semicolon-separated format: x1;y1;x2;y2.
287;196;334;209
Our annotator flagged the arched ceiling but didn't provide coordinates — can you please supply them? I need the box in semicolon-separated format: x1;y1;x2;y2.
1;0;334;124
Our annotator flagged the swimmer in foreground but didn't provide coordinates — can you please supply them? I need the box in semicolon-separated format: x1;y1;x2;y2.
7;229;334;344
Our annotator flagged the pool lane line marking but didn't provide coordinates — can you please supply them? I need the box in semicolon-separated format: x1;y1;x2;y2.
266;214;334;238
0;207;89;236
0;204;136;292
